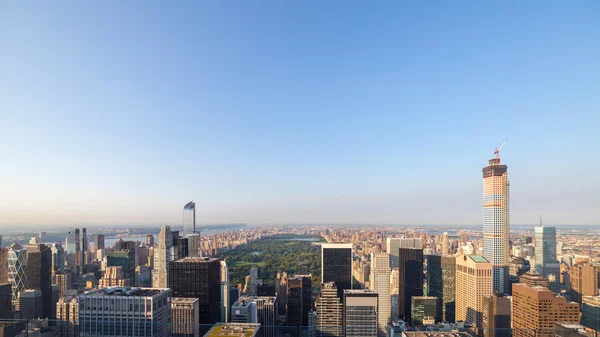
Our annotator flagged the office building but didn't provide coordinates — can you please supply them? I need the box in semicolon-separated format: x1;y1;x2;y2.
183;201;196;235
257;282;276;296
202;323;260;337
78;287;171;337
94;234;105;251
53;272;72;298
99;266;130;287
411;296;438;326
519;270;549;289
146;235;155;247
427;255;455;323
344;289;378;337
73;228;88;271
297;275;313;326
7;247;27;302
455;254;492;331
153;225;176;288
321;243;352;299
17;289;42;320
315;282;343;337
0;283;12;318
187;234;199;258
286;277;302;327
534;223;560;293
370;251;390;336
56;290;78;336
172;297;200;337
386;238;422;269
482;154;510;294
25;240;53;319
231;296;278;337
50;243;65;276
512;283;579;337
175;236;189;260
107;250;135;285
168;257;221;324
581;296;600;331
398;247;423;323
482;293;511;337
0;249;8;284
570;262;599;304
554;323;596;337
229;286;240;322
220;260;229;323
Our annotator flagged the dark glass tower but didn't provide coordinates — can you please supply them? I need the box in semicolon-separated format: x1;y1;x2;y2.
286;277;302;327
321;244;352;299
398;247;423;323
106;250;135;284
427;255;455;322
168;257;221;324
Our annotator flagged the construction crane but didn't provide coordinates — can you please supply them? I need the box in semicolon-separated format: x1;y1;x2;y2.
494;140;507;160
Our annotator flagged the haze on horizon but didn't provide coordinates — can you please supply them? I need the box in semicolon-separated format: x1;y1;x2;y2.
1;2;599;228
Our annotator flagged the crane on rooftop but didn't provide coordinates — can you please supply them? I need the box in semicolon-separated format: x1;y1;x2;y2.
494;140;507;160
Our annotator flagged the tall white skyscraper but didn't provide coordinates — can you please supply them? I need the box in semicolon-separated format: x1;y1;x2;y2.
482;146;510;294
370;251;390;337
385;238;421;269
221;260;230;322
183;201;196;235
152;225;175;288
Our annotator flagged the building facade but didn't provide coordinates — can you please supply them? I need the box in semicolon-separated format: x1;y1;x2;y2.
570;262;599;304
534;224;560;293
581;296;600;332
172;297;199;337
482;156;510;294
455;254;493;331
183;201;196;235
427;255;456;323
153;225;175;288
482;293;511;337
78;287;172;337
411;296;438;326
386;238;422;269
321;244;352;299
512;283;579;337
315;282;343;337
168;257;221;324
398;247;423;323
370;252;390;336
231;296;278;337
344;289;378;337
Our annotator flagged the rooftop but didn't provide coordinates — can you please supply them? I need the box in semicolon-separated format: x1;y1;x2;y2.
321;243;352;249
402;332;472;337
174;257;220;263
172;297;199;303
344;289;377;294
203;323;260;337
233;296;278;306
468;255;489;263
82;287;169;297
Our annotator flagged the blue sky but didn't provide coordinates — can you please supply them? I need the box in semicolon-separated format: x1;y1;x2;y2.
1;1;599;227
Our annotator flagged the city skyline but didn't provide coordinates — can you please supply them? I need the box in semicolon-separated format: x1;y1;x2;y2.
2;2;600;227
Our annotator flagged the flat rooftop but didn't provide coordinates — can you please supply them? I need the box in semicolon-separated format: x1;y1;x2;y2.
468;255;489;263
172;297;199;303
344;289;377;294
83;287;168;297
203;323;260;337
233;296;277;306
174;257;220;263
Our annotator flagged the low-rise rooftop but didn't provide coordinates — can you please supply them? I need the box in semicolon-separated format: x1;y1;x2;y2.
203;323;260;337
82;287;168;297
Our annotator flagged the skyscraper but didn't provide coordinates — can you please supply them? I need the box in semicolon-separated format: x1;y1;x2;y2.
152;225;175;288
168;257;222;324
370;251;390;336
427;255;455;323
78;287;171;337
534;222;560;293
25;239;53;319
0;283;12;318
441;232;449;256
343;289;378;337
455;254;493;331
183;201;196;235
107;249;136;285
286;277;302;327
220;260;229;323
581;296;600;332
50;243;65;276
482;293;511;337
7;246;27;302
398;247;423;323
315;282;343;337
172;297;200;337
512;283;580;337
231;296;278;337
16;289;42;320
73;228;88;272
482;151;510;294
386;238;422;269
94;234;105;251
570;262;599;304
321;243;352;299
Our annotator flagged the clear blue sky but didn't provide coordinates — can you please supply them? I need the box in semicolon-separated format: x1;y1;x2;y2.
1;1;599;227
